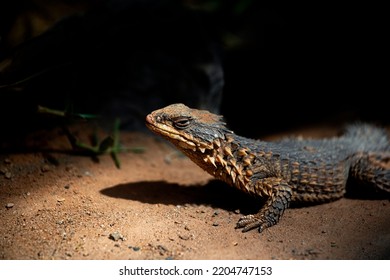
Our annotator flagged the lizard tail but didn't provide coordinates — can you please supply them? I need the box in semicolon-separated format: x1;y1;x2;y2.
350;151;390;193
344;123;390;152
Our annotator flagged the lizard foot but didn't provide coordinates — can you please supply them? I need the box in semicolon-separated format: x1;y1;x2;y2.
235;183;291;233
235;213;275;233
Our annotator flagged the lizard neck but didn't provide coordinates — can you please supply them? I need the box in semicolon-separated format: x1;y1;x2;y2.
178;133;267;194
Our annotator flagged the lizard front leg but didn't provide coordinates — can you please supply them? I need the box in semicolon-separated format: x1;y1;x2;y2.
236;178;293;233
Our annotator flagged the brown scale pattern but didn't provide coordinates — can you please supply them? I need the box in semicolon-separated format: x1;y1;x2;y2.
145;103;390;233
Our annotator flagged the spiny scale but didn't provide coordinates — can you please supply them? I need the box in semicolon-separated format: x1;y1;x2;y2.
146;103;390;233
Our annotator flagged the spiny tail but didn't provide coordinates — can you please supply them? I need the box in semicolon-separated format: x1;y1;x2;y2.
345;123;390;193
343;123;390;152
350;151;390;193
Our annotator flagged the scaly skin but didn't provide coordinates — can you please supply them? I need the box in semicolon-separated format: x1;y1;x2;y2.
145;103;390;233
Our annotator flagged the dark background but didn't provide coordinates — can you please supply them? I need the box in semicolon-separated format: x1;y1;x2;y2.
0;0;388;141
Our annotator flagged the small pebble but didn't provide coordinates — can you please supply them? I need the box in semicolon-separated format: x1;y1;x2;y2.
41;164;51;172
129;246;140;251
5;203;14;209
109;231;124;241
178;234;190;240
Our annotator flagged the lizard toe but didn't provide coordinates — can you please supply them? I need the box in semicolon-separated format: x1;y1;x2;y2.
236;214;270;233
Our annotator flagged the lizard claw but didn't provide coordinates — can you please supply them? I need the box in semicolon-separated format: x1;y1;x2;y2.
236;185;291;233
236;214;271;233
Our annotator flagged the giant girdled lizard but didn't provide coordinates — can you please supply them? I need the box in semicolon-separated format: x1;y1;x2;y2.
145;103;390;233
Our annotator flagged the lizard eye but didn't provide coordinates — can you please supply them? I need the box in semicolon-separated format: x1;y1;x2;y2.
173;117;191;129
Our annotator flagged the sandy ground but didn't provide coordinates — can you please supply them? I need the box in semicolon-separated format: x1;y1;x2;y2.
1;122;390;260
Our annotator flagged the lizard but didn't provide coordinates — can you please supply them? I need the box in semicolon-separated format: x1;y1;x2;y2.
145;103;390;233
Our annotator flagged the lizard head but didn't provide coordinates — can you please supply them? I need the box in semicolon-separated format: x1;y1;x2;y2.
145;103;233;151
